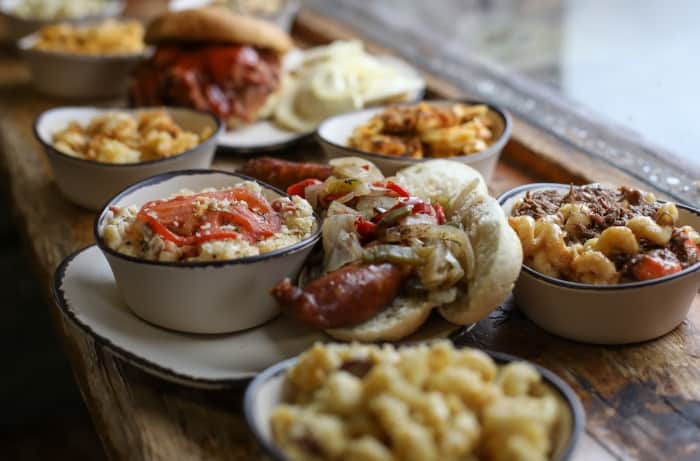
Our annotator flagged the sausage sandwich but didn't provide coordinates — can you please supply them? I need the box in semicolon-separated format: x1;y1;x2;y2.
242;157;523;341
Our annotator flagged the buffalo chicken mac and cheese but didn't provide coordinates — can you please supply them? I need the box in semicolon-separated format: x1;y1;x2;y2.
509;185;700;284
101;182;314;262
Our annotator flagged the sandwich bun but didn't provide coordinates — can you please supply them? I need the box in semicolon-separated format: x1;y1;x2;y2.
145;7;293;53
326;297;435;342
328;160;522;341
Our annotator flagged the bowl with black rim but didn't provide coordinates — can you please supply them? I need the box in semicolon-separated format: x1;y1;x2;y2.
34;106;223;211
244;347;585;461
93;169;322;334
499;182;700;344
316;99;511;182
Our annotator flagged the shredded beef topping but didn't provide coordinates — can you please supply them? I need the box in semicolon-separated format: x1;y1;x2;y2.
513;184;660;240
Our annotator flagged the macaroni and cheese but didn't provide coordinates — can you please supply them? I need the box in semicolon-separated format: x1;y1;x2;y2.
101;183;314;262
509;185;700;284
34;20;145;55
271;341;568;461
348;102;500;159
52;110;210;164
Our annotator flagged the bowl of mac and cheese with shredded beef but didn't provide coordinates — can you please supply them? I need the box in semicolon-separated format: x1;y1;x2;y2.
509;184;699;284
499;183;700;344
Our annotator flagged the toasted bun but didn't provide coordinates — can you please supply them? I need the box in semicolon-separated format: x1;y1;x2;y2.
325;297;435;342
145;7;293;53
393;160;523;325
394;160;488;201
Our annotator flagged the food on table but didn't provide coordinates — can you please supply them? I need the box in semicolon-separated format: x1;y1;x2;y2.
271;341;566;461
509;184;700;284
51;110;211;164
33;20;145;55
129;7;293;128
100;182;314;262
273;41;425;132
241;156;522;341
239;156;333;190
347;102;500;159
12;0;107;19
211;0;286;15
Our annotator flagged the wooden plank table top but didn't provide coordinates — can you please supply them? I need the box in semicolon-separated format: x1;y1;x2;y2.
1;10;699;461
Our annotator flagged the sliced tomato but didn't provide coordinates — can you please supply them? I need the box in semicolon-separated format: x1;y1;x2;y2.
287;178;322;197
355;217;377;240
632;255;682;281
385;181;410;198
136;188;281;245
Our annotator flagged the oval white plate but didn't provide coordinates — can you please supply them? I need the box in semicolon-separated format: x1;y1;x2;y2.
218;50;425;154
53;245;464;388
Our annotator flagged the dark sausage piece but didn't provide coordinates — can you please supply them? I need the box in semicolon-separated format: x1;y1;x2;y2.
271;263;406;329
238;157;333;190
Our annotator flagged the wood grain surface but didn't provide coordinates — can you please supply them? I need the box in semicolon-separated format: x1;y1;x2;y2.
0;9;698;461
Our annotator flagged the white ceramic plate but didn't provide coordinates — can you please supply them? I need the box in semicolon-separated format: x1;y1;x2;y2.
218;50;425;154
53;245;465;388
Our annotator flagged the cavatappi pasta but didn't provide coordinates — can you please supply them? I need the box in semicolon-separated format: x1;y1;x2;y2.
347;102;500;159
509;185;700;284
271;341;568;461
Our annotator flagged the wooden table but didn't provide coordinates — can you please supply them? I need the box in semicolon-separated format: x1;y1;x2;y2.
0;8;698;461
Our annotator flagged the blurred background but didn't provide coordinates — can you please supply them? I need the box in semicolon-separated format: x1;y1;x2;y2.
0;0;697;459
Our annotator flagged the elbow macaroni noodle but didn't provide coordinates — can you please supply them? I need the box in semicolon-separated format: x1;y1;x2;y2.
271;342;566;461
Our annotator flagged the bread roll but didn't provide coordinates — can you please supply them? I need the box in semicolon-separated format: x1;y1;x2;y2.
145;7;293;53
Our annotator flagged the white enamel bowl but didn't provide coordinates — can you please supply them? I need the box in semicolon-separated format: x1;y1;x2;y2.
34;106;223;210
0;0;124;43
244;350;585;461
317;100;511;181
499;183;700;344
18;25;145;99
94;170;321;334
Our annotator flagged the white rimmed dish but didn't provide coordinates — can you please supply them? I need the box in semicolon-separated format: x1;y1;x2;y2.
317;99;511;181
0;0;124;43
52;246;465;387
217;51;425;154
18;25;147;99
34;106;222;210
94;169;322;335
244;349;585;461
499;183;700;344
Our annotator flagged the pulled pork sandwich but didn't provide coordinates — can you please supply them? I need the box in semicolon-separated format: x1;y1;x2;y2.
129;7;293;128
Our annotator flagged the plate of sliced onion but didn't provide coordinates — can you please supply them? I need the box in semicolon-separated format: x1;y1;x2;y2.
218;41;426;154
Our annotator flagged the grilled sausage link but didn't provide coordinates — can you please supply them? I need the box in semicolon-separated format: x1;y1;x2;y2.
271;263;406;329
238;157;333;190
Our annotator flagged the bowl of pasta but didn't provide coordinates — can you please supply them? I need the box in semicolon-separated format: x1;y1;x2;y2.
500;183;700;344
245;341;584;461
34;106;222;210
316;100;511;181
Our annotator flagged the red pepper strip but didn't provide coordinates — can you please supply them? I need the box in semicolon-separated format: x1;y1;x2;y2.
354;216;376;240
433;203;446;225
287;178;322;197
633;255;682;281
385;181;410;198
136;188;281;245
411;202;434;216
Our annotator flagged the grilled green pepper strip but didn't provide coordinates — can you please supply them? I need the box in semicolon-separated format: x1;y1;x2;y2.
362;245;424;265
376;205;412;229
